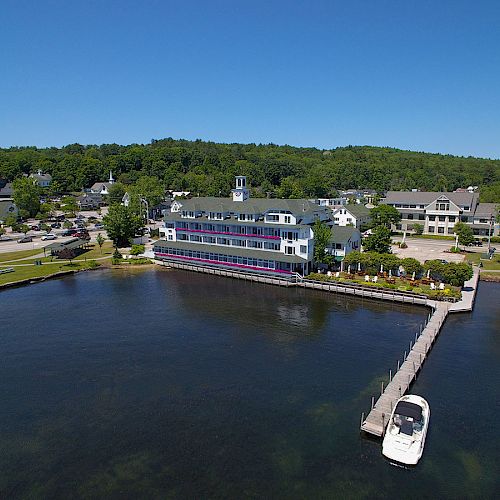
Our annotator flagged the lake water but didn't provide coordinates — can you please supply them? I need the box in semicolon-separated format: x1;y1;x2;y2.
0;269;498;499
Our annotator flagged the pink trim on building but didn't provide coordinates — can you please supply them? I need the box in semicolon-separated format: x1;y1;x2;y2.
175;227;281;240
154;252;293;274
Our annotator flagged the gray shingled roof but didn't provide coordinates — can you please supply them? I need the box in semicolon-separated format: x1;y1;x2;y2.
153;239;307;263
383;191;478;207
343;204;370;218
174;196;328;221
475;203;498;217
330;226;361;242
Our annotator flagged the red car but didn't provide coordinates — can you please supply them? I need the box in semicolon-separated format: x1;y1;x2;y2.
74;231;90;240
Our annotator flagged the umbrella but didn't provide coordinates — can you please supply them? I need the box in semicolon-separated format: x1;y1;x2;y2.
427;269;430;279
348;265;351;274
380;264;384;273
389;269;392;278
357;262;361;272
412;271;416;280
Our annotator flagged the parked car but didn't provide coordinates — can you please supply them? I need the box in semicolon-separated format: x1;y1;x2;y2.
74;231;90;240
0;235;13;242
94;223;104;229
30;225;40;231
51;222;61;229
41;234;57;241
61;229;78;236
18;236;33;243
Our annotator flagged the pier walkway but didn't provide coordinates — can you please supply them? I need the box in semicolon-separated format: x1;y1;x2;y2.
360;267;480;437
360;302;449;436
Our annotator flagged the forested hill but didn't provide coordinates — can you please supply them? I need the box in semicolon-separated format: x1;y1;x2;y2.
0;140;499;202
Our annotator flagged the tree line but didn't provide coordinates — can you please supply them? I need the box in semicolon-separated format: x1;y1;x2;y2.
0;139;499;201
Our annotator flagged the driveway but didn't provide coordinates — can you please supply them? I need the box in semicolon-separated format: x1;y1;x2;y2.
391;239;465;263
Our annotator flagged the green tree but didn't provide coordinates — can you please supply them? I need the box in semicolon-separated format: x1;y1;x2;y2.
401;257;423;277
370;205;401;228
96;232;106;253
4;214;18;228
130;244;145;255
363;225;392;253
12;177;40;218
413;223;424;235
313;220;332;264
61;195;78;215
127;176;165;216
63;220;73;229
107;182;126;205
453;222;474;247
0;227;5;236
19;223;30;235
103;204;143;247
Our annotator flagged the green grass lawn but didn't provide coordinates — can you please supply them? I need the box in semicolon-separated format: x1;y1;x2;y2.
465;252;500;270
0;261;100;286
0;248;42;263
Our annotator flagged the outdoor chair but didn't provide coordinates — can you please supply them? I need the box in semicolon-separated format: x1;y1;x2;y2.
439;283;445;290
364;275;370;282
430;282;436;290
372;276;378;283
335;272;340;278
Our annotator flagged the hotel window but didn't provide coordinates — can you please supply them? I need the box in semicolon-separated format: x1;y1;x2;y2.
428;226;435;233
300;245;307;253
464;206;470;211
407;214;414;220
428;215;436;221
285;247;294;255
438;203;449;211
438;227;444;234
418;214;425;220
284;215;291;223
449;216;456;222
447;228;454;234
168;235;173;240
438;215;446;222
267;214;279;221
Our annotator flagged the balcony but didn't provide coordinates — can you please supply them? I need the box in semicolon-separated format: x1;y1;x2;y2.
175;227;281;240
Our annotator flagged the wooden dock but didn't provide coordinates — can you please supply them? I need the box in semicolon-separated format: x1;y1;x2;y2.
360;302;450;436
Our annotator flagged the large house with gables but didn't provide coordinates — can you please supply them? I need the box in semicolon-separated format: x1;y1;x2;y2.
154;176;331;275
381;191;498;237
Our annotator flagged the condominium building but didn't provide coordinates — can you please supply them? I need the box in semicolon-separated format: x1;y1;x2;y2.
382;191;498;237
154;176;331;275
331;204;371;229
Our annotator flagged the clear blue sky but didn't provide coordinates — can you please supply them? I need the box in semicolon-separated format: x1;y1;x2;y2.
1;0;499;158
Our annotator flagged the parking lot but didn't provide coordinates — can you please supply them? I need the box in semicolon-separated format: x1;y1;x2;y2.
392;238;467;263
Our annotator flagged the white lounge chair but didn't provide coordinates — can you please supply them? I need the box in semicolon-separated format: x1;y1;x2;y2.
439;283;445;290
372;276;378;283
335;271;340;278
430;282;436;290
365;275;370;282
327;271;332;277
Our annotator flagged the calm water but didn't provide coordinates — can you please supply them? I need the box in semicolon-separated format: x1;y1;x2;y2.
0;269;498;499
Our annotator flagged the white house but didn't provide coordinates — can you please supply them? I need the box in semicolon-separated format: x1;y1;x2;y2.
30;170;52;187
331;204;371;229
326;226;361;262
154;176;331;276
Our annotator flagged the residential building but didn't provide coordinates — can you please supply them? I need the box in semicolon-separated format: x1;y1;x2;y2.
0;198;18;221
154;176;331;275
0;181;13;198
326;226;361;262
381;191;498;237
76;193;104;210
331;204;371;229
29;170;52;187
90;171;115;195
341;189;379;205
316;197;348;209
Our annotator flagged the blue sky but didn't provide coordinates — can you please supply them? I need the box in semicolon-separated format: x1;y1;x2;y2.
1;0;499;158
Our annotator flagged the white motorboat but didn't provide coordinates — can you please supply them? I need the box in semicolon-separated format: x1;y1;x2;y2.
382;394;430;466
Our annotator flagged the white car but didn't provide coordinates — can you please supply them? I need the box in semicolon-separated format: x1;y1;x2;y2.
41;234;57;241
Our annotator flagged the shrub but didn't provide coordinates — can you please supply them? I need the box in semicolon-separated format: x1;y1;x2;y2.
399;242;408;249
87;260;100;269
130;244;145;256
112;248;122;260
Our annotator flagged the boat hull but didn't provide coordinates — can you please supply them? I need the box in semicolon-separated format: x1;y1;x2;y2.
382;394;430;466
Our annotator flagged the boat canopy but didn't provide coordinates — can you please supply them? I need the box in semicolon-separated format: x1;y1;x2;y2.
395;401;422;421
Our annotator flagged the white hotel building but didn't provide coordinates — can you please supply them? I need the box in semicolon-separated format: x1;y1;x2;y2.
382;191;498;237
154;176;331;275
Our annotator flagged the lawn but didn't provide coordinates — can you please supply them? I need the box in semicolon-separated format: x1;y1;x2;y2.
0;248;42;263
0;261;100;286
465;252;500;270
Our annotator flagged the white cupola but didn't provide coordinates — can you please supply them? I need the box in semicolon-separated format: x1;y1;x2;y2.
232;175;250;202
